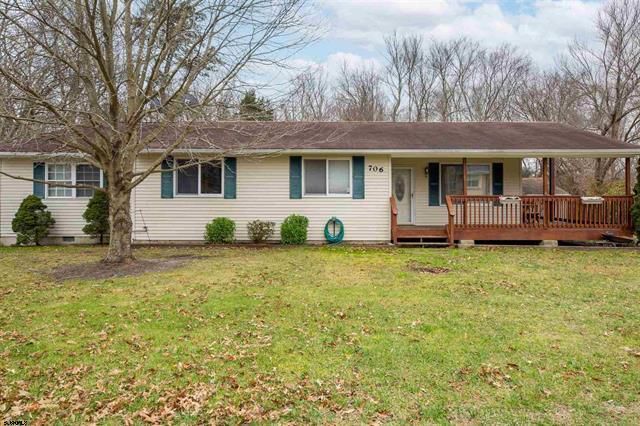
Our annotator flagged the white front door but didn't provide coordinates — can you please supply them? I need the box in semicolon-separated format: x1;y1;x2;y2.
392;168;413;224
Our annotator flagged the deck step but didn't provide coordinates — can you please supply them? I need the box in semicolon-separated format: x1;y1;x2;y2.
396;241;450;248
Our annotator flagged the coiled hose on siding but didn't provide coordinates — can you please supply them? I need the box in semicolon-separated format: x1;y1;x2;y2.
324;217;345;244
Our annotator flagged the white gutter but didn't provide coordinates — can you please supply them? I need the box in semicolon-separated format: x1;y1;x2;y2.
142;147;640;158
3;148;640;159
0;152;87;158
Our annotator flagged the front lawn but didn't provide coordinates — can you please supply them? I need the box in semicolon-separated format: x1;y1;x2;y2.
1;246;639;424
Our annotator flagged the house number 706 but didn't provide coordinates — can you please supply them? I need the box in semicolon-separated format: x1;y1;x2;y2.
368;165;384;173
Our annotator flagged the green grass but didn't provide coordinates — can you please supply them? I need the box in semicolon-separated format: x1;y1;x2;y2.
1;245;639;424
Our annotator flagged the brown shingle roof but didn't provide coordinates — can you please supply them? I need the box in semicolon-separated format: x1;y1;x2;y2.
0;121;638;154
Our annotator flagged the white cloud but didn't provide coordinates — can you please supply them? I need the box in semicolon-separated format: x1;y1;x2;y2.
324;52;382;74
238;0;604;97
319;0;603;68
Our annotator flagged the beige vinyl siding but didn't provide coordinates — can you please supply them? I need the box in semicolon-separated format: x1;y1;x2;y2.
133;154;391;242
0;155;524;244
391;158;522;226
0;159;91;243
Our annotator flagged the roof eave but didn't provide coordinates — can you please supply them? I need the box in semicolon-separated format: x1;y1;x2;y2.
144;148;640;158
2;148;639;159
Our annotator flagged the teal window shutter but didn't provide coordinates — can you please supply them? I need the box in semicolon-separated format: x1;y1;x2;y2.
352;156;365;199
33;162;45;198
289;156;302;199
224;157;237;199
492;163;504;195
428;162;440;206
161;157;174;199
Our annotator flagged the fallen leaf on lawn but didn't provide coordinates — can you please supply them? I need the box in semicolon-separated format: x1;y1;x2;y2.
622;347;640;357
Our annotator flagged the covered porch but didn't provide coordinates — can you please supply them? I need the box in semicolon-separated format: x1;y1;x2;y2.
390;156;636;246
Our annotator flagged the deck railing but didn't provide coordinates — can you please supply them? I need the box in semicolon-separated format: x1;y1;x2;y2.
390;196;398;244
390;195;633;245
445;195;633;244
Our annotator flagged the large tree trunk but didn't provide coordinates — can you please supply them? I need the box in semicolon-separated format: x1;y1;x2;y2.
633;157;640;237
104;185;134;264
593;157;616;194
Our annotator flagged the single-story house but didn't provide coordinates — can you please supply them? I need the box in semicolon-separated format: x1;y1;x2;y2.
0;121;638;246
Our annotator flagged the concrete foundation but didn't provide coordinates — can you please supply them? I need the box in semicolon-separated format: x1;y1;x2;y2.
458;240;475;248
539;240;559;248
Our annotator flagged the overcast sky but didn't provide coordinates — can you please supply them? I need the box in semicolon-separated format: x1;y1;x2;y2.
289;0;603;75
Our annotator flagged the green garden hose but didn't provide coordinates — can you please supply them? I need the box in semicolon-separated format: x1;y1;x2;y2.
324;217;344;244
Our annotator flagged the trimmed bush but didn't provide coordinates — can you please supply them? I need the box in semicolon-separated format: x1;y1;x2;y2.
280;214;309;245
205;217;235;243
82;190;110;244
247;220;275;243
12;195;55;246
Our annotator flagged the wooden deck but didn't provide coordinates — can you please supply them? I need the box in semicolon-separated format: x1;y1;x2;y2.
390;195;634;245
396;225;447;239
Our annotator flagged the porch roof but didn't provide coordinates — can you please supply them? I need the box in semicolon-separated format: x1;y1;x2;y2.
1;121;639;158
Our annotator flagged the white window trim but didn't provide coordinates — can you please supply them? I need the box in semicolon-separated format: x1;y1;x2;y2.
173;160;224;198
302;157;352;198
45;163;103;199
438;162;492;205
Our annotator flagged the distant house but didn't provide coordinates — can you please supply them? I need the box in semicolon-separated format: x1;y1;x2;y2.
522;177;569;195
0;122;637;246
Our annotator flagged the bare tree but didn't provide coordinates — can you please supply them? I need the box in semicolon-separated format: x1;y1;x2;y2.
381;32;424;121
514;71;584;124
0;0;316;263
280;66;332;121
402;34;424;121
383;32;407;122
0;6;72;145
427;38;482;121
563;0;640;189
334;62;386;121
408;52;438;121
465;44;532;121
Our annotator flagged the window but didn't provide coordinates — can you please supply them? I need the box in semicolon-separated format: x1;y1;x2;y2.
440;163;491;203
47;164;73;197
328;160;350;194
440;164;463;204
201;162;222;194
176;160;199;195
46;163;102;198
175;159;222;196
76;165;101;197
303;158;350;196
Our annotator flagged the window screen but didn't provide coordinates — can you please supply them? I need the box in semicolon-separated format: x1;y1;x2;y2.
328;160;350;194
76;164;101;197
176;159;198;195
201;161;222;194
47;164;72;197
304;159;327;195
440;164;463;204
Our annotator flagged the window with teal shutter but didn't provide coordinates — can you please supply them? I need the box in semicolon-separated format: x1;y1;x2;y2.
224;157;236;199
352;156;365;199
289;156;302;199
492;163;504;195
33;162;45;198
161;157;174;199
